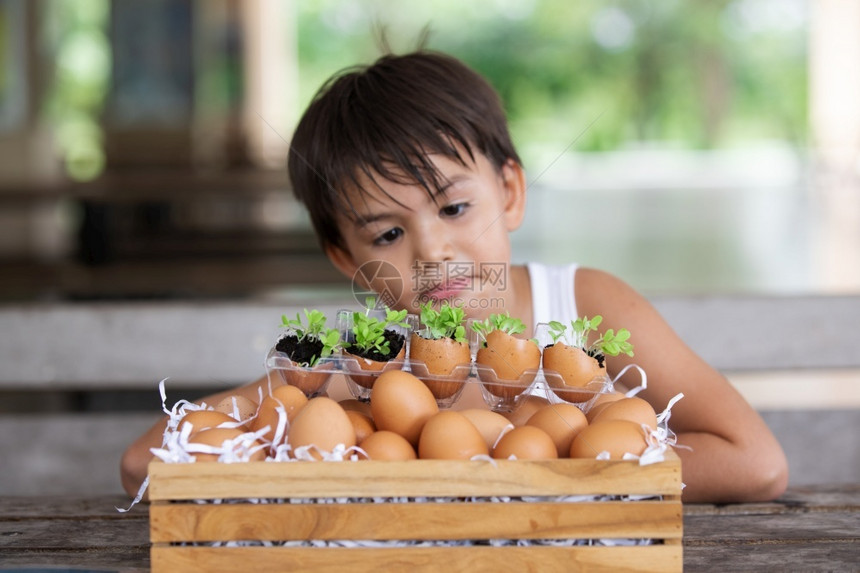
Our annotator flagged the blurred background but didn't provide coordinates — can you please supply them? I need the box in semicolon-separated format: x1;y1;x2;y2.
1;1;859;495
1;0;858;300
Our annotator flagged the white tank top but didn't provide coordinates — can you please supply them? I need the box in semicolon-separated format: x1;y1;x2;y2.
527;262;579;329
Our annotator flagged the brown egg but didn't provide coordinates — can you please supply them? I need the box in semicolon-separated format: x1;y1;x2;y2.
590;397;658;430
458;408;513;450
343;345;406;390
178;410;241;434
409;333;472;399
569;419;649;459
493;425;558;460
475;330;541;399
250;384;309;445
370;370;439;447
526;403;588;458
186;427;266;462
288;397;356;459
418;411;490;460
501;394;551;426
339;398;373;418
346;410;376;444
585;391;627;422
214;395;259;423
358;430;417;461
542;342;606;402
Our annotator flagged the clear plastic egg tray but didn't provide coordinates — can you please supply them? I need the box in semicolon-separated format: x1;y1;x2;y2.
265;309;632;412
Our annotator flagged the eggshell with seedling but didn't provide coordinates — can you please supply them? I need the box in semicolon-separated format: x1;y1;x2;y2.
476;330;541;399
280;361;333;396
409;333;472;399
343;345;406;390
542;342;606;402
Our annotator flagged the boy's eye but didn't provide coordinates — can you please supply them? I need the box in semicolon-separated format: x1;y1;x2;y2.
440;202;468;217
373;227;403;246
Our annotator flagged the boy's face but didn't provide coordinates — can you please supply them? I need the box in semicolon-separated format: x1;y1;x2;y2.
325;150;527;321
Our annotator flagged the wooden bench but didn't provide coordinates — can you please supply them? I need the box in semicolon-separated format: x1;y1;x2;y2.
1;294;858;495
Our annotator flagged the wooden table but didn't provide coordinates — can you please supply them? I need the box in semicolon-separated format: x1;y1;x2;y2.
0;485;856;572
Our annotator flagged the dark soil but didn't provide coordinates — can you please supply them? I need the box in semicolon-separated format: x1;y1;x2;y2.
276;334;324;366
348;329;405;362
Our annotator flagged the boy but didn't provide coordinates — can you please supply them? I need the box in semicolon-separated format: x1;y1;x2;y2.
121;50;788;503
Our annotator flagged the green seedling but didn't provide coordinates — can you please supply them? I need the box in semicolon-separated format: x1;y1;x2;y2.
349;297;409;357
547;315;634;357
280;309;341;367
471;311;536;344
418;300;467;343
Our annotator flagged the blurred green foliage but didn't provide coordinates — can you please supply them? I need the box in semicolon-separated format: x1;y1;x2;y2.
296;0;808;160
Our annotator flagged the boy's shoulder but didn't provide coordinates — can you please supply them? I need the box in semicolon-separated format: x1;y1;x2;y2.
574;266;648;317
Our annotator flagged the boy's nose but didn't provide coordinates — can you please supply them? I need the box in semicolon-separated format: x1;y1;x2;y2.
414;220;456;263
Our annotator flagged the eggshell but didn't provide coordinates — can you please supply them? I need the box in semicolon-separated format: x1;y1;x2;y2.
569;419;649;459
358;430;417;461
288;396;356;459
475;330;541;399
343;344;406;390
214;395;258;423
178;410;241;434
370;370;439;447
585;391;627;422
501;394;551;426
346;410;376;444
418;411;489;460
590;397;658;430
492;425;558;460
186;427;266;462
250;384;309;445
279;360;333;396
526;403;588;458
409;333;471;399
542;342;606;402
458;408;513;450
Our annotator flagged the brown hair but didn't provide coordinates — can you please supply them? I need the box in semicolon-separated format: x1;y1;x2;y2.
287;50;521;250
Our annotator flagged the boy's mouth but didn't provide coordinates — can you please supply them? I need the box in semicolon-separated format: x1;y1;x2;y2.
424;277;472;301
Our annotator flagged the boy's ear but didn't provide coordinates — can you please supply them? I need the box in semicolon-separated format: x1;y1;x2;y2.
324;244;359;282
501;159;527;231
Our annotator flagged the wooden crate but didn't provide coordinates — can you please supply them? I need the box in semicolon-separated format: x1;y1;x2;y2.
148;450;682;572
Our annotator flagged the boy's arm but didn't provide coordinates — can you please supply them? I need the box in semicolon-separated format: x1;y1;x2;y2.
119;374;275;498
575;268;789;503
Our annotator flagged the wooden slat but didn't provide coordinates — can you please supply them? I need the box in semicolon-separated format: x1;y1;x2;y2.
151;544;682;573
147;453;681;500
0;548;150;571
150;500;682;543
684;542;859;573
